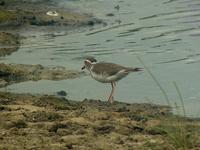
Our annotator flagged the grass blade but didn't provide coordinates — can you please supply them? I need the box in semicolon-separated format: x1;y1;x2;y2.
173;81;186;117
137;55;171;106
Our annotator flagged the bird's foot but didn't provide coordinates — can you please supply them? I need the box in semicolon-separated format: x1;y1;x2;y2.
108;96;114;104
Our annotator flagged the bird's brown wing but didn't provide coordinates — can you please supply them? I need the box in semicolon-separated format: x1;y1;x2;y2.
92;62;126;76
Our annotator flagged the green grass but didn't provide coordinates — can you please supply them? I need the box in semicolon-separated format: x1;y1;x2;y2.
158;118;199;150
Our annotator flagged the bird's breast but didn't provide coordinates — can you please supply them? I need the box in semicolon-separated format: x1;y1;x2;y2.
90;71;111;83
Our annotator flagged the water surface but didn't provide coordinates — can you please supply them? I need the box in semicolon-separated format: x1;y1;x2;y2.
1;0;200;117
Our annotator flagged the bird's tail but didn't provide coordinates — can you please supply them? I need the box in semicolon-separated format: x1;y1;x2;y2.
125;67;143;72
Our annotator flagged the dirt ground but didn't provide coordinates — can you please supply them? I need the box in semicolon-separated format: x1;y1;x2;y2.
0;92;200;150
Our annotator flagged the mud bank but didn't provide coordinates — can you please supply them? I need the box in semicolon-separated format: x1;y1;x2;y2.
0;32;20;57
0;92;200;149
0;0;102;29
0;63;82;87
0;0;103;61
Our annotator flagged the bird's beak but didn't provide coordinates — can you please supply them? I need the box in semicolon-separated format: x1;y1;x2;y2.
81;65;85;70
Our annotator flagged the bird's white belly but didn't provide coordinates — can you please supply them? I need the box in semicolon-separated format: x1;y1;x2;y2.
90;71;128;83
90;72;112;83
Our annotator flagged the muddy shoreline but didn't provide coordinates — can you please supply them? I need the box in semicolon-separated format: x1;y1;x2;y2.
0;63;83;87
0;0;103;57
0;0;102;29
0;0;99;88
0;92;200;149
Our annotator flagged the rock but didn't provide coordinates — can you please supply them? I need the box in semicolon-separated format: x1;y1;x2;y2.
106;13;115;17
56;90;67;97
46;11;59;17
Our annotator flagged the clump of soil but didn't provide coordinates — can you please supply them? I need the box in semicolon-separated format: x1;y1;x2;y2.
0;32;20;56
0;92;199;149
0;63;82;87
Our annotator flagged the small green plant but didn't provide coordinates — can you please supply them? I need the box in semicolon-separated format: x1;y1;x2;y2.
157;118;199;150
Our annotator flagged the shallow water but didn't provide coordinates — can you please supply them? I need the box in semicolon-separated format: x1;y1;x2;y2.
1;0;200;117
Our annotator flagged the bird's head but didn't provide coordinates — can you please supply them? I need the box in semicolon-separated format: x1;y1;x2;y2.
81;57;97;70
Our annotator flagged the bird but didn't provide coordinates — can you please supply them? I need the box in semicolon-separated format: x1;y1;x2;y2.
81;57;143;103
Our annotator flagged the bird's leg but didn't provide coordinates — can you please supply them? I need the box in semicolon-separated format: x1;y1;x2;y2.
108;82;116;103
108;82;114;103
112;82;116;101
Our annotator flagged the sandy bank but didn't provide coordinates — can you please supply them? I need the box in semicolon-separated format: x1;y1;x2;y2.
0;92;200;149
